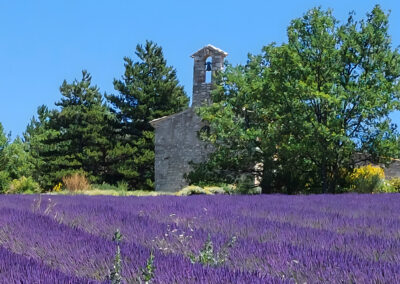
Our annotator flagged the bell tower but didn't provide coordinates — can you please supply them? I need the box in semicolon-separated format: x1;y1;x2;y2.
191;45;228;107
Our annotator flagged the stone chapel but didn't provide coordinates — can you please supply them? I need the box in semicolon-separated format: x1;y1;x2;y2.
150;45;228;192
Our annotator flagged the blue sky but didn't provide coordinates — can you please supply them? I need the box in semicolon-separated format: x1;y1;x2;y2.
0;0;399;138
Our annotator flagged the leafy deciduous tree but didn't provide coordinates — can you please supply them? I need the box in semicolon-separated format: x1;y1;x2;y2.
195;5;400;193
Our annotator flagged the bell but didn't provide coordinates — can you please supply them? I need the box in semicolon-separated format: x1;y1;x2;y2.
205;61;212;71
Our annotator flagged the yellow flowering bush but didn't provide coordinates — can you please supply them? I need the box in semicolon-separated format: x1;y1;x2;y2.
348;165;385;193
52;182;62;192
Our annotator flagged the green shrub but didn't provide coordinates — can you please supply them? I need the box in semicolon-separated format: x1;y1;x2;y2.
244;186;262;195
388;177;400;192
116;181;129;192
0;171;11;192
219;184;237;194
374;180;398;193
7;176;41;194
176;185;232;196
93;182;121;191
189;234;237;267
192;182;236;194
108;229;122;284
176;186;208;196
347;165;385;193
176;183;260;196
108;229;155;283
235;175;261;195
139;250;155;283
93;181;129;192
203;186;227;195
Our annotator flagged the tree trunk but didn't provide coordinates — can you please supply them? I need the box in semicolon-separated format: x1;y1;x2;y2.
321;161;328;194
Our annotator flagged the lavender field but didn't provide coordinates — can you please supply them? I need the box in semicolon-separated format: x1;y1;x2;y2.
1;194;400;283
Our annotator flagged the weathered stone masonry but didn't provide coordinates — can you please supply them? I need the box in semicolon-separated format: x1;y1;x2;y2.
150;45;228;192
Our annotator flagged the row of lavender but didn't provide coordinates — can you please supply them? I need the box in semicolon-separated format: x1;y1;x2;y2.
0;194;400;283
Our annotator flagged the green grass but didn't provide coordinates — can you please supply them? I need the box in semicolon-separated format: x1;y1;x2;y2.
49;189;173;196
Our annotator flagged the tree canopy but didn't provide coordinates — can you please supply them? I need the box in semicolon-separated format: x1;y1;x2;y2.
25;71;114;189
194;5;400;193
106;40;189;190
21;41;188;191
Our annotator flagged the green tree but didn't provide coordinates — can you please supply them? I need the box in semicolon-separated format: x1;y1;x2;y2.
195;5;400;194
107;40;189;190
0;123;11;191
0;124;33;192
26;71;115;189
2;137;32;180
24;105;52;186
0;123;9;164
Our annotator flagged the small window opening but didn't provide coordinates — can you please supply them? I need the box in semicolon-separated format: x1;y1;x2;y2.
205;59;212;83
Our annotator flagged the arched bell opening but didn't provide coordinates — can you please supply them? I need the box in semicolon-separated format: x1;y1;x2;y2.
205;56;213;84
191;45;228;107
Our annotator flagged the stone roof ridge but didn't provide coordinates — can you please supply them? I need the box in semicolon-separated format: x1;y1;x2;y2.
150;108;192;127
191;44;228;58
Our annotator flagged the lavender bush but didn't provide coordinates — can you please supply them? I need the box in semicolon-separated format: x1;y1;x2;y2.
0;194;399;283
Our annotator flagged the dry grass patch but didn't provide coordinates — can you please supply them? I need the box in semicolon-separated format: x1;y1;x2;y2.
62;173;91;191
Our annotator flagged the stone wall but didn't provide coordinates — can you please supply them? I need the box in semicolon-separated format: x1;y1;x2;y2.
191;45;227;107
151;45;227;192
383;160;400;179
151;109;213;192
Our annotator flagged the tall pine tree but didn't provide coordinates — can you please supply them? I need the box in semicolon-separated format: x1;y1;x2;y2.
0;123;8;162
107;40;189;190
24;105;52;186
26;71;114;189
